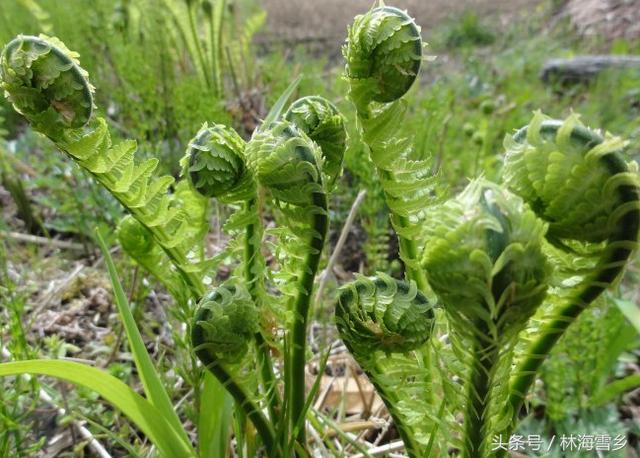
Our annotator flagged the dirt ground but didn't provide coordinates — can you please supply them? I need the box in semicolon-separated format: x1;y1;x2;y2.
259;0;544;45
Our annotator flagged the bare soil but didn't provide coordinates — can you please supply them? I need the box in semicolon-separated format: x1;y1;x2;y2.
259;0;543;46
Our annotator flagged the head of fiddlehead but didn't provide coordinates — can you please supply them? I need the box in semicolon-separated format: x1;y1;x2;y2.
335;273;436;455
183;123;254;202
284;95;347;187
191;283;259;366
343;6;422;108
0;34;94;137
503;111;640;245
245;119;324;207
422;179;549;341
499;113;640;447
335;273;435;356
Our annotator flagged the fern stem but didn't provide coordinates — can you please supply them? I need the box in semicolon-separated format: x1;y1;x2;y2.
243;200;280;422
369;363;422;458
463;334;499;458
392;211;429;293
497;151;640;457
366;126;430;295
193;343;277;455
288;191;329;448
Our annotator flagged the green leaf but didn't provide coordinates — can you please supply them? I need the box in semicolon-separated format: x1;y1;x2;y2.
198;371;232;458
613;297;640;334
591;374;640;407
95;228;193;451
0;360;193;457
259;75;302;132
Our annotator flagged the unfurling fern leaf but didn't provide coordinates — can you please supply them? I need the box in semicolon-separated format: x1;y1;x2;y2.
284;95;347;187
344;6;422;108
246;119;329;446
422;180;549;342
343;6;440;294
498;112;640;448
0;34;94;133
0;34;207;297
422;179;549;457
335;273;437;457
183;121;280;421
183;122;254;201
191;283;277;454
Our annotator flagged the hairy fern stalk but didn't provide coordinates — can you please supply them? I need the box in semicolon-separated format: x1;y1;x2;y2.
2;4;640;458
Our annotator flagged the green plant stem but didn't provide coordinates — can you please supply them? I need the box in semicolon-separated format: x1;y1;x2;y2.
360;110;430;294
369;362;422;458
193;340;276;455
288;191;329;448
187;2;212;89
496;152;640;458
209;0;225;97
243;200;280;422
463;334;499;458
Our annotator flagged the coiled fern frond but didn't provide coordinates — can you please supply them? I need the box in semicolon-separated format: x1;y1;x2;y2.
0;34;94;134
344;6;422;108
246;120;324;208
503;111;634;243
284;95;347;187
343;6;440;293
183;122;255;202
335;273;437;457
0;34;209;297
245;119;329;445
191;283;276;453
192;283;259;365
499;112;640;445
422;179;549;457
422;179;549;342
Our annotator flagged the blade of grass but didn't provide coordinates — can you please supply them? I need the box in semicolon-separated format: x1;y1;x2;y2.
198;372;232;458
289;347;331;450
259;75;302;132
0;360;192;457
613;297;640;334
95;228;191;450
591;374;640;407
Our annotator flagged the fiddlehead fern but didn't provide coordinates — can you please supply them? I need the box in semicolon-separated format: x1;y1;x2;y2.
335;273;436;457
284;95;347;187
422;179;549;457
344;6;422;109
344;7;438;294
183;122;280;422
184;122;254;201
0;34;208;298
191;283;276;453
246;120;329;445
499;112;640;445
0;34;94;135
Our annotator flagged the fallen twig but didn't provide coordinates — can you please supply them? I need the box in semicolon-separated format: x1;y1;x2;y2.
0;231;86;251
315;189;367;304
352;440;405;458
